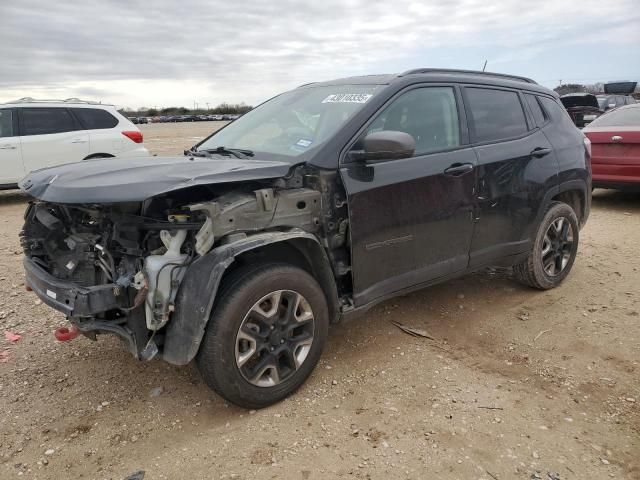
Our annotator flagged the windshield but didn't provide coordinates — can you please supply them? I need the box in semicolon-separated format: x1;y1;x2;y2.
196;85;382;160
588;106;640;127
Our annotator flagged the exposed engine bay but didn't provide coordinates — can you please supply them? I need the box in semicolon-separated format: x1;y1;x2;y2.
20;167;349;362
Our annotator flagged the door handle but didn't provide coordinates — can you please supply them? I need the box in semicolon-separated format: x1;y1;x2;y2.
531;147;551;158
0;144;17;150
444;163;474;176
611;135;623;143
71;138;88;144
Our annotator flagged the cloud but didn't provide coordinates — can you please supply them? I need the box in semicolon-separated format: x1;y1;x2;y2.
1;0;639;108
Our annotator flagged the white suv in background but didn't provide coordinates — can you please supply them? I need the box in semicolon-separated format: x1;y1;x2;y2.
0;98;149;189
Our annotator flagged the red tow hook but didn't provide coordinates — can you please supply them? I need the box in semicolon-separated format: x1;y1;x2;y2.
54;325;80;342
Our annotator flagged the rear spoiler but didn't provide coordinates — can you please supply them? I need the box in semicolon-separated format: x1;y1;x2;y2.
604;82;637;95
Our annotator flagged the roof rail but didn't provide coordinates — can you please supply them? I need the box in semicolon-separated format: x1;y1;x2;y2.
4;97;108;105
398;68;537;84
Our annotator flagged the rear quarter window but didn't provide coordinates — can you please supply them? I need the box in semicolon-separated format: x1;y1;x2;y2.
20;108;78;136
72;108;119;129
466;87;528;143
538;97;577;130
524;94;547;126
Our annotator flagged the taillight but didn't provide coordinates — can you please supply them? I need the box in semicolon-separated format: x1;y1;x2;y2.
583;135;592;159
122;131;143;144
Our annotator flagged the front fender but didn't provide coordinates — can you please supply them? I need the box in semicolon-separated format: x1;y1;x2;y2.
162;229;327;365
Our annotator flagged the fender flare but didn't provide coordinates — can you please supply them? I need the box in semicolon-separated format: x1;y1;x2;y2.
162;229;338;365
534;179;590;230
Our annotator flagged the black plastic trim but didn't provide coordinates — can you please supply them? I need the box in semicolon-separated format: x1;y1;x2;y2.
24;257;124;316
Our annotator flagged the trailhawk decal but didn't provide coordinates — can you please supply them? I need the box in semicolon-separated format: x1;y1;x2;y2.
322;93;373;104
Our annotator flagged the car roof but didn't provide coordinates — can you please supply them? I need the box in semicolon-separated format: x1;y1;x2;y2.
1;104;117;110
300;68;555;96
1;98;114;109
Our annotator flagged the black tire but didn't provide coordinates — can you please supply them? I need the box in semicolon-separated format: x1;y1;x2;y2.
513;201;579;290
196;263;329;409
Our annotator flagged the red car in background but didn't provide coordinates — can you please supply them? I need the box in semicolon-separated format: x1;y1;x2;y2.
583;103;640;190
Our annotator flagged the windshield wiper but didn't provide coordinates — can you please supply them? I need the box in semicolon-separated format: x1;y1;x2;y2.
185;146;254;159
184;149;212;158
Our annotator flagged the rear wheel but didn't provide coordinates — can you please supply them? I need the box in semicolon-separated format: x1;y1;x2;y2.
196;263;329;408
513;202;579;290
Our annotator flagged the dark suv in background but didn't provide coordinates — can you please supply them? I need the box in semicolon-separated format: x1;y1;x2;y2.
560;82;638;128
560;92;603;128
20;69;591;408
598;81;637;111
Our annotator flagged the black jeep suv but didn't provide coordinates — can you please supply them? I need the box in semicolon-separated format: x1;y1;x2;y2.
20;69;591;408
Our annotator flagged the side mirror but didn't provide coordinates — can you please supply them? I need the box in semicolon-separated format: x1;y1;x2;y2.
351;131;415;162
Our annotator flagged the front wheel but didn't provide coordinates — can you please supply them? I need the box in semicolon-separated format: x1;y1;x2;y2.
196;263;329;409
513;201;579;290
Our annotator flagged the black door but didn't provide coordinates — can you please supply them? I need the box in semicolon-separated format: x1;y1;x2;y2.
463;87;558;268
341;86;477;307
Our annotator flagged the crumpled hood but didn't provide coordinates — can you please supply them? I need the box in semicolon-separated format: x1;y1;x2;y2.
19;155;293;203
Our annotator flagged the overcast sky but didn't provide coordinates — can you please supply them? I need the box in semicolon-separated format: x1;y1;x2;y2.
1;0;639;110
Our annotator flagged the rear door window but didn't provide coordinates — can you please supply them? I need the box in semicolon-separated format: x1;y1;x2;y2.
524;94;547;127
20;108;78;136
0;110;14;138
72;108;119;129
465;88;528;143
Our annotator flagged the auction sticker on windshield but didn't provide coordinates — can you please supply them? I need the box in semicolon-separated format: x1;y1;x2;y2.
322;93;372;104
295;139;313;148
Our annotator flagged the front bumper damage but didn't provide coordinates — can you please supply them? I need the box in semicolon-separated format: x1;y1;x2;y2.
20;172;336;365
24;257;140;357
24;257;125;316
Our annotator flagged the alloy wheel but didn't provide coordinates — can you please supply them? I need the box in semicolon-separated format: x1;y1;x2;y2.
235;290;315;387
541;217;574;276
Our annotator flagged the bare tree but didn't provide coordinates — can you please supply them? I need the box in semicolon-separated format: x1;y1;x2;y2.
553;84;585;95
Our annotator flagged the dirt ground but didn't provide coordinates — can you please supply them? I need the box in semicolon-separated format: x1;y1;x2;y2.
0;122;638;480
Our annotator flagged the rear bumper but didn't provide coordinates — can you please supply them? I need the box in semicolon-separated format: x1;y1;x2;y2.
592;161;640;185
24;257;123;317
592;167;640;189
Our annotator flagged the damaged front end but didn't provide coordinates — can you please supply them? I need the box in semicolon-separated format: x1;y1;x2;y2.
21;178;329;362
